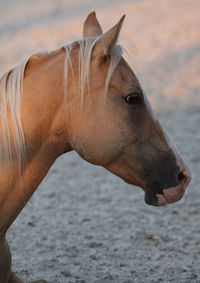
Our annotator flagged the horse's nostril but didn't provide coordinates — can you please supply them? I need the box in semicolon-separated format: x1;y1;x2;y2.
178;170;187;185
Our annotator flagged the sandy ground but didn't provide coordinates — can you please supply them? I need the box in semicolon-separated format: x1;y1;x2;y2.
0;0;200;282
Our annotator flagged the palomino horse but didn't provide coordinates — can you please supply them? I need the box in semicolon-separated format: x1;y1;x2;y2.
0;12;191;283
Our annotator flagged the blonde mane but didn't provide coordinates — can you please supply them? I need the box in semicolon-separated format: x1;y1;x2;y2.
0;60;28;175
0;36;122;175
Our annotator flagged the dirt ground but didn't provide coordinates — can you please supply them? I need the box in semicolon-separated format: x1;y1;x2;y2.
0;0;200;282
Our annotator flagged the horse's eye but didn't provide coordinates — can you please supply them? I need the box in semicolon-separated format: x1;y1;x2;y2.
125;94;141;105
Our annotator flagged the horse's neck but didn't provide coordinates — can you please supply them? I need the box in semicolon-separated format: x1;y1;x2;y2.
0;49;74;229
22;48;72;158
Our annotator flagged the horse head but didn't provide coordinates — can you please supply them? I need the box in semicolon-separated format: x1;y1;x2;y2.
66;12;191;206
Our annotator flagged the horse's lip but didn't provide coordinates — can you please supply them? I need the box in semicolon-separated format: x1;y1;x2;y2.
144;184;185;206
144;191;160;206
144;192;167;207
155;193;168;206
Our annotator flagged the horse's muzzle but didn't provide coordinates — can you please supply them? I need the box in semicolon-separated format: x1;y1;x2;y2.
145;168;191;206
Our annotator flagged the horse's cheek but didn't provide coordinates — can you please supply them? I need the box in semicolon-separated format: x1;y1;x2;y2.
71;122;125;166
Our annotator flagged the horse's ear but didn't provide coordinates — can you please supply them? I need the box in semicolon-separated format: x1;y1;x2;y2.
83;11;103;38
93;15;125;57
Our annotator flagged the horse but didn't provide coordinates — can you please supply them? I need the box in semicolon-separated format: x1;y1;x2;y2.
0;12;191;283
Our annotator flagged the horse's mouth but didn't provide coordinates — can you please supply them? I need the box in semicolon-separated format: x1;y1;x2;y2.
144;168;191;206
144;185;185;206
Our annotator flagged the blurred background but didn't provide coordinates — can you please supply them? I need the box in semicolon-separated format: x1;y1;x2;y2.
1;0;200;282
